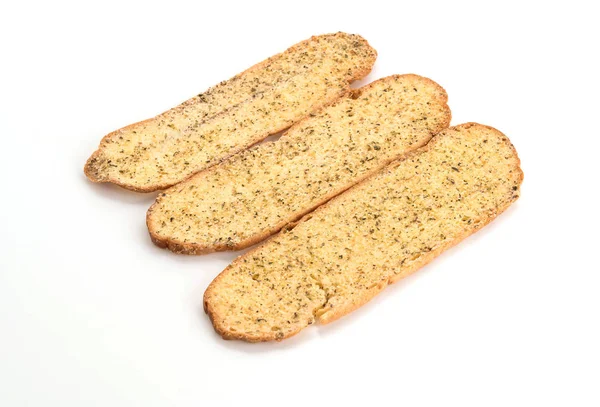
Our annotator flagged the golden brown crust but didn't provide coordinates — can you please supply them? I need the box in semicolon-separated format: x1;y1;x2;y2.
204;123;523;342
84;33;377;192
147;74;451;254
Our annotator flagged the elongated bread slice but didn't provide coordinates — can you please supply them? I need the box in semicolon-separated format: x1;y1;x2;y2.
147;74;450;253
84;33;376;192
204;123;523;342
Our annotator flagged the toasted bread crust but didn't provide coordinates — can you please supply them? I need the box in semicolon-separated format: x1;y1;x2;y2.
204;123;523;342
147;74;450;254
84;33;377;192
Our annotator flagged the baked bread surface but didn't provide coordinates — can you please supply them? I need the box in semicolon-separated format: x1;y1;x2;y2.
85;33;377;191
147;74;450;253
204;123;523;342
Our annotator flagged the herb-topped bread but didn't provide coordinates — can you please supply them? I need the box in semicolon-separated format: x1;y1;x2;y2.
84;32;377;192
203;123;523;342
147;74;451;254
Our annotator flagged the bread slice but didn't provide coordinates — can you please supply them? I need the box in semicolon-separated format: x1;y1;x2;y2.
84;33;377;192
204;123;523;342
147;74;451;254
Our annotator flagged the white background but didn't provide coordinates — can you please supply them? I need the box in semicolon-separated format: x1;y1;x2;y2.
1;1;599;406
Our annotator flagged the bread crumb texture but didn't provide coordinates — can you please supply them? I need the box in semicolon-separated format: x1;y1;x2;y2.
84;33;376;191
204;123;523;342
148;74;450;253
